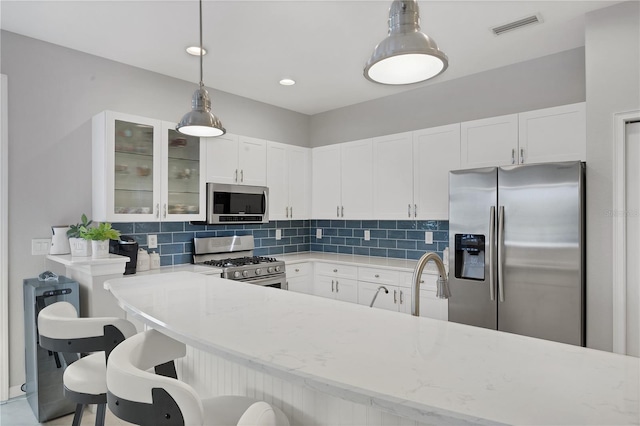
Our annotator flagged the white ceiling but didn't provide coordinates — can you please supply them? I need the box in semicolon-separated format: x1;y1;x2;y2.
0;0;619;115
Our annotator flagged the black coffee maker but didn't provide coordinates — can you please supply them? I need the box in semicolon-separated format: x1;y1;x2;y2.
109;236;139;275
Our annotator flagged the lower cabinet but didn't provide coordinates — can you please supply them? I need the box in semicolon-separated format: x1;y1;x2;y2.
286;262;312;293
401;272;448;321
312;263;359;303
358;281;410;313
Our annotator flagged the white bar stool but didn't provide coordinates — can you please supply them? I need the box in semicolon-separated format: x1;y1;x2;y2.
106;329;290;426
37;301;137;426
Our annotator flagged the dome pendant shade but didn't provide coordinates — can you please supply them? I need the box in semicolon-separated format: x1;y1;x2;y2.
176;0;225;137
364;0;448;85
177;86;225;137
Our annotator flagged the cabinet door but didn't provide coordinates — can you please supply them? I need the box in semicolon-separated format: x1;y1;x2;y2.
518;102;586;164
312;145;342;219
162;123;205;221
413;124;461;220
266;141;289;220
93;111;162;222
334;278;358;303
205;133;239;184
238;136;267;186
372;132;414;219
461;114;518;168
288;146;310;219
340;139;373;219
312;274;338;299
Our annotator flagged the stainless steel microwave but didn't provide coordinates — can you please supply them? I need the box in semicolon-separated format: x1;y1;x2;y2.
206;183;269;224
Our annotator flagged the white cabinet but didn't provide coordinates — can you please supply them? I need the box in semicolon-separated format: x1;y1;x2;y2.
311;140;373;219
92;111;205;222
206;134;266;186
267;142;310;220
401;272;448;321
286;262;312;294
372;132;414;219
461;103;587;168
357;267;410;313
312;263;358;303
518;102;586;163
460;114;519;168
413;124;461;220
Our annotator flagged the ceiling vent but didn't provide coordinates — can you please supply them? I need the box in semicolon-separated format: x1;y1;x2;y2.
491;14;542;36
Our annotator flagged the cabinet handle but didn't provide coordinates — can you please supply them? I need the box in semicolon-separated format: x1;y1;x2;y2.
331;280;335;292
336;280;339;292
511;149;516;165
394;290;397;304
155;203;160;219
414;204;417;218
285;207;289;218
400;290;404;305
295;268;300;272
420;280;424;283
341;206;344;217
290;206;293;218
235;169;238;182
163;203;167;219
241;169;244;182
520;148;525;164
337;206;340;218
408;204;411;218
333;269;338;273
374;274;380;278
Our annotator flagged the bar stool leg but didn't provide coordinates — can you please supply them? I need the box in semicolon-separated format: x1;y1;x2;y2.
95;403;107;426
71;403;84;426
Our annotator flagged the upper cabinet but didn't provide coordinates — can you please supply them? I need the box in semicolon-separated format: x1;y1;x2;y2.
267;141;310;220
205;134;267;186
518;102;586;164
92;111;205;222
461;102;586;168
460;114;519;168
372;132;414;219
312;139;373;219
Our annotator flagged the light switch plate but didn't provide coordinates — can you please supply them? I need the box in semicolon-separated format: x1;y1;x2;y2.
148;234;158;249
316;229;322;239
364;230;371;241
32;238;51;255
425;231;433;244
275;229;282;240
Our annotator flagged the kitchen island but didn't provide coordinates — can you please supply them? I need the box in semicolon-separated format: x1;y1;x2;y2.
105;271;639;426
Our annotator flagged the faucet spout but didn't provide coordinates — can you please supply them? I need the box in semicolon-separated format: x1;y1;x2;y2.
411;252;450;317
369;285;389;308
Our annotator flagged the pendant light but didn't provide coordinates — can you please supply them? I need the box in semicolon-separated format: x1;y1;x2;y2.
364;0;448;85
176;0;226;137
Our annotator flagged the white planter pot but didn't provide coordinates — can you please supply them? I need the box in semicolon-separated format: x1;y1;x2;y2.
91;240;110;259
69;238;91;257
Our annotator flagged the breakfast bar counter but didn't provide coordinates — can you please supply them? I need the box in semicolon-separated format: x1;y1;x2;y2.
105;271;639;426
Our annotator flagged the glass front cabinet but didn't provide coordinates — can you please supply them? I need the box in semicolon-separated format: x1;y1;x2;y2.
92;111;205;222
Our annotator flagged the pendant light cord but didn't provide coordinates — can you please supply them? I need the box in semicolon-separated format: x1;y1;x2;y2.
199;0;204;88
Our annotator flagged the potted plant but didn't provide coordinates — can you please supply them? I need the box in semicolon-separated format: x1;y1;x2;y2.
80;222;121;259
67;213;92;257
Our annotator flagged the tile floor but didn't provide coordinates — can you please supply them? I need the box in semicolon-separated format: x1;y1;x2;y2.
0;396;133;426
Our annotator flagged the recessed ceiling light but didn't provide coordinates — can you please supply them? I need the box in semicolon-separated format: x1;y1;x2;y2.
279;78;296;86
186;46;207;56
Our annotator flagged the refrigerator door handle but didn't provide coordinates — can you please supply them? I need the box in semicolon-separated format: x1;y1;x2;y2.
497;205;505;302
489;206;496;301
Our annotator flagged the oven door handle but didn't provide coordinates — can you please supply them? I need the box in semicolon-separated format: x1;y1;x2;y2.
235;275;284;287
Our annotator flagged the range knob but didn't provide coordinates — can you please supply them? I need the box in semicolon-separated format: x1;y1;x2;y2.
233;271;241;279
255;268;262;275
242;270;250;278
275;265;281;272
267;266;275;273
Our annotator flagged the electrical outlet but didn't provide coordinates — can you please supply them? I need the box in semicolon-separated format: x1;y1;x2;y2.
316;229;322;239
364;230;371;241
32;238;51;255
148;234;158;249
425;231;433;244
275;229;282;240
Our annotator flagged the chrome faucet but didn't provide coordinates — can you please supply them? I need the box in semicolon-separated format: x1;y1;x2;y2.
369;285;389;307
411;252;450;316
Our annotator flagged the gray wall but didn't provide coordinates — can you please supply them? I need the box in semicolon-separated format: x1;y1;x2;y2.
585;1;640;352
309;47;586;147
0;30;309;389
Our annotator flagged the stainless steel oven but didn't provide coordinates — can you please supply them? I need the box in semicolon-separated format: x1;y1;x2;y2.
206;183;268;224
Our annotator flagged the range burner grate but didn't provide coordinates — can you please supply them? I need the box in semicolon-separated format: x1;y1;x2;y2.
203;256;279;268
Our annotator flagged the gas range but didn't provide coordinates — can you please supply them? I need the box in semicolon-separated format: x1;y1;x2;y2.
193;235;286;289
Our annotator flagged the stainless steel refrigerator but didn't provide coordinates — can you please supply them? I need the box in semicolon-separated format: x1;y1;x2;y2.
448;161;585;346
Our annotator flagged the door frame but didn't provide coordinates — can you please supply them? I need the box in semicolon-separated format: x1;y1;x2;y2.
1;74;8;401
612;109;640;355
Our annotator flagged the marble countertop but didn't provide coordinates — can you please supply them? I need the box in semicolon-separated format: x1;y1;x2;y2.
278;252;442;275
47;253;130;266
105;271;639;426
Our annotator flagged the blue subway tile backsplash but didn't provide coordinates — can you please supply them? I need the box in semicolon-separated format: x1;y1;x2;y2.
111;219;449;266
